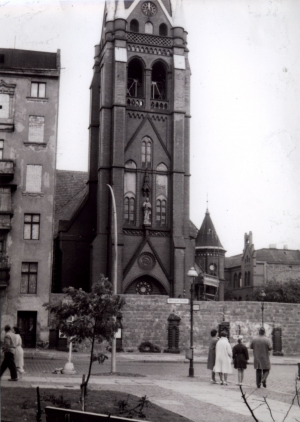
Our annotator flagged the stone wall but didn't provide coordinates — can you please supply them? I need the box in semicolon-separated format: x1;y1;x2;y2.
120;295;300;355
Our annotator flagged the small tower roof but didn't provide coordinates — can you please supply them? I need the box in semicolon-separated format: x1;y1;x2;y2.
196;209;224;249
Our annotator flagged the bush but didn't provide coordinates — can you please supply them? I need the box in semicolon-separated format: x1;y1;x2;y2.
251;279;300;303
138;341;161;353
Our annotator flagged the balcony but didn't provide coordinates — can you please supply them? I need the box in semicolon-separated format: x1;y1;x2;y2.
0;160;14;181
0;256;10;289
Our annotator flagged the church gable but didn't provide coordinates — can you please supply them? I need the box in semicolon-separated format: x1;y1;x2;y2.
125;117;170;168
126;0;173;33
123;238;170;294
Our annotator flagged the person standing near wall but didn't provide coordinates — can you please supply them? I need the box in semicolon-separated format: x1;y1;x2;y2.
232;336;249;386
207;329;218;383
13;326;25;375
0;325;18;381
250;327;272;388
214;331;232;385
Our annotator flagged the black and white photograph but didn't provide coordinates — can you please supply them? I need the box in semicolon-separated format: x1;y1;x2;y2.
0;0;299;421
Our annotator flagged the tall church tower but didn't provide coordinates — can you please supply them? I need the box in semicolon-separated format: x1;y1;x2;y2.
88;0;194;296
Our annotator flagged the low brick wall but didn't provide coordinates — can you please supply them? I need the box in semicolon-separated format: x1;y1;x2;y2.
120;296;300;356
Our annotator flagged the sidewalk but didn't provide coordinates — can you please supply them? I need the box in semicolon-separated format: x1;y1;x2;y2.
2;372;300;422
24;348;300;366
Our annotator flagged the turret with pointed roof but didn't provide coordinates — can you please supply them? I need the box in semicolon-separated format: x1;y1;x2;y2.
195;209;226;280
196;209;224;250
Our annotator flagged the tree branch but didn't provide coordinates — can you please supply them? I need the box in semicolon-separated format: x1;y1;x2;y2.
239;385;259;422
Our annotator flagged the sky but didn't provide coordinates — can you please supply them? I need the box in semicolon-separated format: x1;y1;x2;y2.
1;0;299;256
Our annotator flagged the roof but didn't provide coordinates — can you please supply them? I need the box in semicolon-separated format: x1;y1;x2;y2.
256;248;300;265
0;48;58;70
54;170;88;233
189;220;198;239
196;210;224;249
225;255;242;269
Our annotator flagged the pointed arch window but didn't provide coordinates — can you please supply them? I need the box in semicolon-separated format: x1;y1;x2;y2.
127;58;144;98
130;19;139;33
151;62;167;100
145;22;153;34
156;163;168;226
124;160;137;224
233;273;238;288
159;23;168;36
141;137;152;168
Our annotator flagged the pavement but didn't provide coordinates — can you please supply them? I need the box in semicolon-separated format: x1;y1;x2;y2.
1;349;300;422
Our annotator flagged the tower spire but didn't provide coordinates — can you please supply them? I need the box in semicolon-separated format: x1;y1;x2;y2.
172;0;185;29
115;0;126;20
105;0;116;22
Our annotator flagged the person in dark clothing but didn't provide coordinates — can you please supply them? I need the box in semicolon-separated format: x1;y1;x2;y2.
232;336;249;385
250;327;272;388
0;325;18;381
207;329;218;383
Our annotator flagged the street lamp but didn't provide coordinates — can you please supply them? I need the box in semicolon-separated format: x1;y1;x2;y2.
187;266;198;377
259;289;266;327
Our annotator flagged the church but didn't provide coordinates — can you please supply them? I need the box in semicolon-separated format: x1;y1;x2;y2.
53;0;197;298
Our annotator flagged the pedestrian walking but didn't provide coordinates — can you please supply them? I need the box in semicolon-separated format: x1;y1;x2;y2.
0;325;18;381
232;335;249;386
213;331;232;385
13;326;25;375
207;329;218;384
250;327;272;388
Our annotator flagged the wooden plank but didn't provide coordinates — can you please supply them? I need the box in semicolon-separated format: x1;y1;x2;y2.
45;407;151;422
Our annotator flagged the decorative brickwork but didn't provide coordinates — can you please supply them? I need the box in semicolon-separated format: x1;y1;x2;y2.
127;44;172;57
127;32;173;47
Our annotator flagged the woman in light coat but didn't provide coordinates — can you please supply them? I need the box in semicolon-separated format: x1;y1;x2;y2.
213;331;232;385
13;327;24;374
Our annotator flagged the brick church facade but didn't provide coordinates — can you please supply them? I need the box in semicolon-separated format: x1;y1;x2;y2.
53;0;196;297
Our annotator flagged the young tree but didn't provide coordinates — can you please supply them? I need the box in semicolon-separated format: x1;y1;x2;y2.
44;275;125;393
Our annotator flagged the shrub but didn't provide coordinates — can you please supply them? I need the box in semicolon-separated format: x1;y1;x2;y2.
138;341;161;353
251;279;300;303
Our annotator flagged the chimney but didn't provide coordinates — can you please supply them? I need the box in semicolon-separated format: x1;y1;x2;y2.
283;245;288;250
269;244;277;249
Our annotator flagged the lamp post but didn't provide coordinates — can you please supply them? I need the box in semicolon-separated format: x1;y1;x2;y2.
259;289;266;327
187;266;198;378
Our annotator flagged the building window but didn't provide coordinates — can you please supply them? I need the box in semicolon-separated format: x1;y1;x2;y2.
151;62;167;100
24;214;40;240
141;137;152;168
145;22;153;34
130;19;139;32
156;199;166;225
28;116;45;144
26;165;42;192
233;273;238;288
0;54;4;64
20;263;38;294
124;160;136;224
124;196;135;223
159;23;168;36
0;140;3;159
0;94;9;119
127;58;144;98
156;163;168;225
31;82;46;98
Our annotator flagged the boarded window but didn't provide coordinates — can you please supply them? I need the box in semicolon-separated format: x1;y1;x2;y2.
26;165;42;192
0;94;9;118
0;187;11;212
28;116;45;143
145;22;153;34
21;263;38;294
0;140;3;159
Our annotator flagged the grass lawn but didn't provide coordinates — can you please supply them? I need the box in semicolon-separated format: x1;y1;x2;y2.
1;387;192;422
